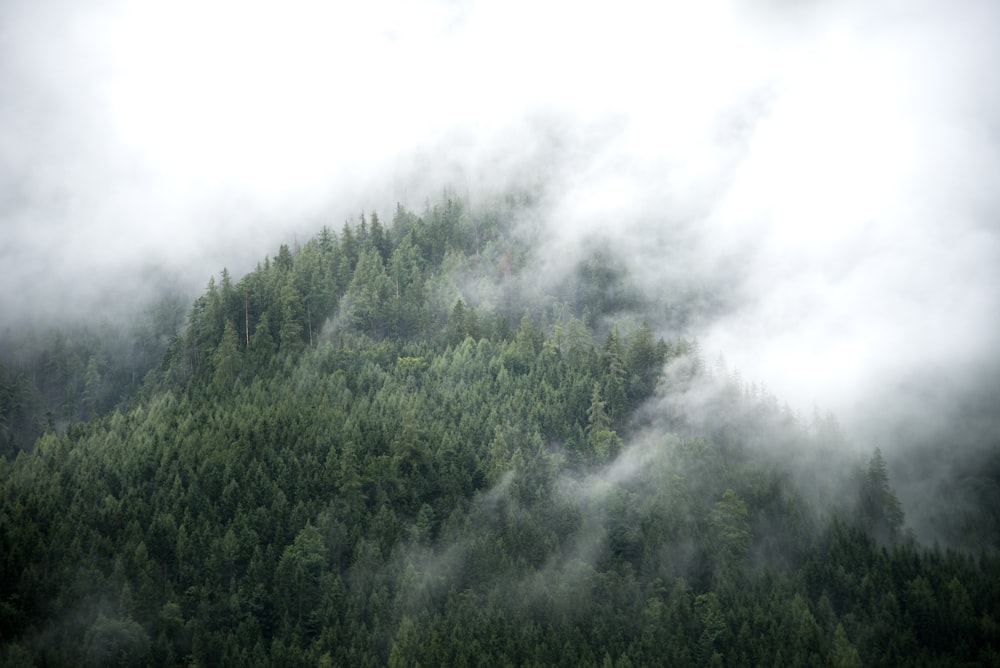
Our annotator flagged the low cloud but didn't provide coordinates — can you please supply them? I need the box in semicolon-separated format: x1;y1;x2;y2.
2;0;998;461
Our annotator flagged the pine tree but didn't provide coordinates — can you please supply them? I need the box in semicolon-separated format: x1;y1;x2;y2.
830;623;862;667
861;448;904;543
249;311;276;370
624;322;663;406
347;247;393;338
278;282;305;352
370;211;390;262
600;326;627;424
82;355;102;418
586;382;619;461
711;489;751;561
212;321;242;390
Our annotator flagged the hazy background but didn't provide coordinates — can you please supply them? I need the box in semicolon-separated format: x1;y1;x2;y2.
2;0;999;484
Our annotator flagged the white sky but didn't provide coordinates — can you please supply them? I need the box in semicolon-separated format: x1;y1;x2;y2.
2;0;999;434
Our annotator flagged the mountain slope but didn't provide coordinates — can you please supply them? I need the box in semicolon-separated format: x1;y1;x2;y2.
1;196;998;667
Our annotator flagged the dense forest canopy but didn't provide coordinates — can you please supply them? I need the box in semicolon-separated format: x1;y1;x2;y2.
1;195;998;666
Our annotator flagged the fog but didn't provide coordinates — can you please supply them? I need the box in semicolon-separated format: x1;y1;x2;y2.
2;0;999;456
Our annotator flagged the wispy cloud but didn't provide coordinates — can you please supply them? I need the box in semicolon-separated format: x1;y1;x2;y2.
2;0;998;448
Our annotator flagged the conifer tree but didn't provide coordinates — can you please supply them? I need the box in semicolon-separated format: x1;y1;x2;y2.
278;283;305;352
212;321;242;390
861;448;904;542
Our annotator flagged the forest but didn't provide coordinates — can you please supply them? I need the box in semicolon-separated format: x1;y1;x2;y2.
1;194;999;666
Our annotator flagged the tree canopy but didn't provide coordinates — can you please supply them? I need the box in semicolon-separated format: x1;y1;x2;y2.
1;195;998;666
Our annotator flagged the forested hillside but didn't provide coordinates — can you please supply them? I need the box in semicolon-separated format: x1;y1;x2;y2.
2;196;998;666
0;296;187;457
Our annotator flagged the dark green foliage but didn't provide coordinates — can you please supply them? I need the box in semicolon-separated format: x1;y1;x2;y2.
0;294;187;455
0;195;997;666
562;244;642;328
0;362;41;457
860;447;905;544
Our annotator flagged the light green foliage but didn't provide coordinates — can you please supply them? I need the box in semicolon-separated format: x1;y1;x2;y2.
711;488;751;560
212;320;242;390
830;624;862;668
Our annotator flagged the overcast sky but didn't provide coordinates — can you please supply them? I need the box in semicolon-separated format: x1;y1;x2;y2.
2;0;999;441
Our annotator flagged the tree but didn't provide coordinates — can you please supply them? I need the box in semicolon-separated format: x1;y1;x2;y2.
502;316;541;374
830;624;862;668
186;276;224;375
563;316;594;370
445;299;468;347
387;237;427;340
624;323;662;405
275;244;294;272
278;283;305;352
81;355;104;418
483;426;511;484
445;299;479;346
388;616;422;668
340;222;358;270
275;524;326;637
390;202;417;244
370;211;390;262
249;311;276;370
860;448;904;543
694;592;727;666
220;267;239;322
212;321;242;390
347;247;393;338
711;489;750;561
586;382;619;462
318;225;336;254
600;327;627;424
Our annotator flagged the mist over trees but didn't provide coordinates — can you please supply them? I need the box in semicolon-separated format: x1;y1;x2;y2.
1;195;998;666
3;0;998;663
0;295;187;457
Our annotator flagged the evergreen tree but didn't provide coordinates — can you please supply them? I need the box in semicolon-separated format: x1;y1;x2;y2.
624;322;663;406
712;488;751;562
586;382;619;462
370;211;390;262
347;247;393;338
860;448;905;543
249;311;276;370
278;282;305;352
600;327;627;424
81;355;102;418
212;321;242;390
